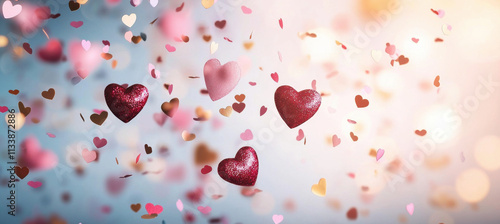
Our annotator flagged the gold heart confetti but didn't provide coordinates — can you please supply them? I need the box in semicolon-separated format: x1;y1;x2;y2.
219;106;232;117
182;130;196;141
311;178;326;197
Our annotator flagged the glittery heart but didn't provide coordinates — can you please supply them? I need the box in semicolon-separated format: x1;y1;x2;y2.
204;59;241;101
218;146;258;186
104;83;149;123
274;85;321;128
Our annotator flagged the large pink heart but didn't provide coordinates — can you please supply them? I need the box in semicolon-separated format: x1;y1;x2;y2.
19;136;58;171
218;146;258;186
204;59;241;101
68;40;102;79
104;83;149;123
275;85;321;128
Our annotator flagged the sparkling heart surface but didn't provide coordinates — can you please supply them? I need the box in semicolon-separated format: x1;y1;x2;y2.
218;146;258;186
275;85;321;128
204;58;241;101
104;83;149;123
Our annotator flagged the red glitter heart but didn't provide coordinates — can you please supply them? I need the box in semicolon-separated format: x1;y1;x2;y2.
218;146;258;186
104;83;149;123
37;39;63;63
274;85;321;128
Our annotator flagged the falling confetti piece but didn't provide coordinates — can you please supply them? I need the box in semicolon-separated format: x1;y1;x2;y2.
271;72;279;83
165;44;176;52
260;106;267;116
376;149;385;161
201;0;214;9
279;18;283;29
47;133;55;138
415;129;427;136
201;165;212;174
27;181;42;188
406;203;414;215
122;13;137;27
434;75;440;87
182;130;196;141
332;135;341;147
136;153;141;164
272;215;284;224
296;129;304;141
240;129;253;141
219;106;232;117
311;178;326;197
241;6;252;14
197;206;211;215
347;119;357;124
176;199;184;212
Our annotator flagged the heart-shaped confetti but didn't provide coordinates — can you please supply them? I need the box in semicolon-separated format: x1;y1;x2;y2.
210;41;218;54
260;106;267;116
219;106;232;117
271;72;279;83
279;18;283;29
37;39;63;63
176;199;183;212
197;206;211;215
332;135;341;147
90;111;108;125
82;148;97;163
15;166;29;179
161;98;179;118
406;203;414;215
204;59;241;101
70;21;83;28
41;88;55;100
241;6;252;14
272;214;284;224
2;0;22;19
145;203;163;215
201;0;214;9
415;129;427;136
311;178;326;197
355;95;369;108
232;102;245;113
182;130;196;141
385;43;396;55
240;129;253;141
214;20;226;29
296;129;305;141
165;44;176;52
275;85;321;128
9;89;19;95
131;203;141;212
23;43;32;54
201;165;212;174
376;148;385;161
218;146;259;186
27;181;42;188
104;84;149;123
194;143;218;165
122;13;136;27
93;137;107;148
0;106;8;113
412;37;419;43
434;75;440;87
350;132;358;141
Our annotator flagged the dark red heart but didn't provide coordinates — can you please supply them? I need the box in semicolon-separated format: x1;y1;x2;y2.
104;83;149;123
274;85;321;128
232;102;245;113
218;146;258;186
214;20;226;29
37;39;63;63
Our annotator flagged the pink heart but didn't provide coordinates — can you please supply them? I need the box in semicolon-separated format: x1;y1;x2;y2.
241;6;252;14
69;41;102;79
46;133;56;138
411;38;419;43
260;106;267;116
70;21;83;28
406;203;414;215
296;129;304;141
145;203;163;215
167;84;173;95
19;136;58;171
204;59;241;101
153;112;168;126
165;44;176;52
271;72;279;83
81;40;91;51
385;43;396;55
376;148;385;161
240;129;253;141
159;10;190;40
176;199;183;212
197;206;212;215
2;1;22;19
437;9;445;18
171;108;193;131
0;106;8;113
311;80;316;90
332;135;341;147
124;31;133;42
93;137;107;148
272;214;284;224
27;181;42;188
279;18;283;29
82;149;97;163
102;45;109;53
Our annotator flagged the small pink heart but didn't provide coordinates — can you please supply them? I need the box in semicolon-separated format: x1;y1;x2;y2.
347;119;357;124
437;9;445;18
279;18;283;29
385;43;396;55
241;6;252;14
260;106;267;116
204;59;241;101
347;173;355;178
272;214;284;224
82;148;97;163
93;137;107;148
2;1;22;19
27;181;42;188
167;84;173;95
406;203;414;215
332;135;341;147
176;199;183;212
70;21;83;28
20;136;58;171
124;31;133;42
271;72;279;83
153;112;168;126
249;82;257;86
411;38;419;43
165;44;176;52
376;148;385;161
201;165;212;174
46;133;56;138
102;45;109;53
81;40;91;51
311;80;316;90
296;129;304;141
0;106;8;113
197;206;212;215
145;203;163;215
240;129;253;141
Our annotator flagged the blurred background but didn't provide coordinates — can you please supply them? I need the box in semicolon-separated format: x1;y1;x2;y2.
1;0;500;223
